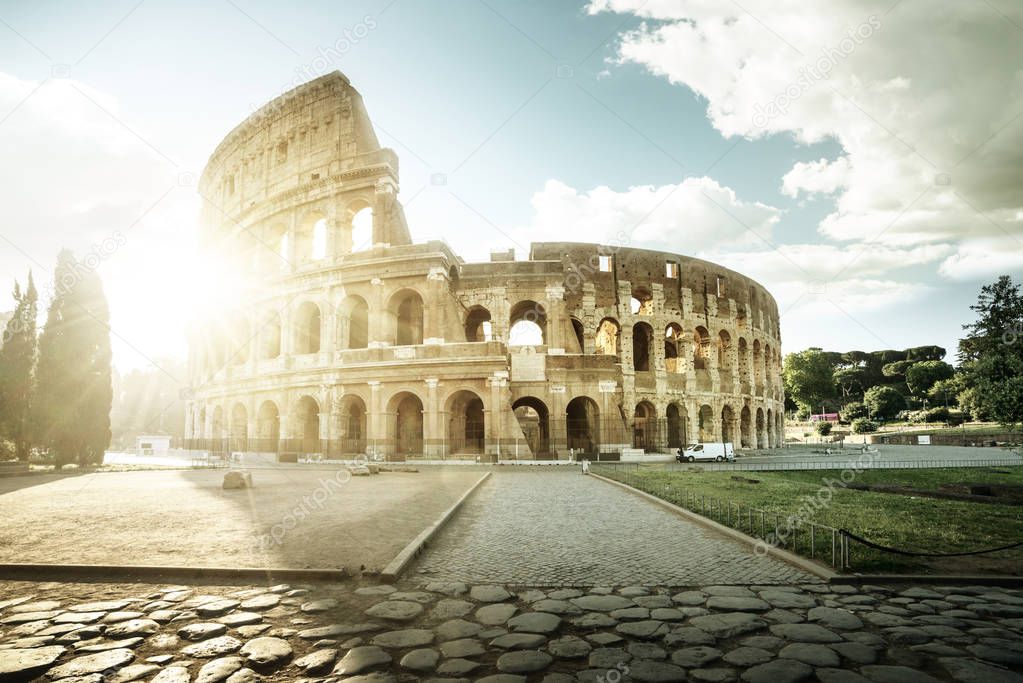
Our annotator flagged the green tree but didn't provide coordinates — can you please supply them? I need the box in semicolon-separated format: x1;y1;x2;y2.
814;420;833;436
0;273;38;461
864;385;905;420
926;377;961;407
834;366;867;400
841;401;869;421
958;276;1023;429
36;251;113;469
782;348;837;415
905;360;954;397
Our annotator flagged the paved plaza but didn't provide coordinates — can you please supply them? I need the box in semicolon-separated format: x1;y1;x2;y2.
2;577;1022;682
0;469;483;572
413;471;814;586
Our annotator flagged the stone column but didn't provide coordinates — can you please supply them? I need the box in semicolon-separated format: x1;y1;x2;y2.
367;381;382;457
545;285;565;352
487;374;505;459
424;378;440;458
368;278;389;347
425;267;447;345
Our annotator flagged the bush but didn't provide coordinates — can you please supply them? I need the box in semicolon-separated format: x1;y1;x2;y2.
864;385;906;420
841;402;869;421
795;406;811;421
912;407;950;423
0;439;14;461
852;418;879;434
815;421;833;436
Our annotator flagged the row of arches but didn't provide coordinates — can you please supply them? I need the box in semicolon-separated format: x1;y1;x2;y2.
259;206;374;268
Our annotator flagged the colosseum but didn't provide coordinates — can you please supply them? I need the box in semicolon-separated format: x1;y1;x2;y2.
185;72;785;461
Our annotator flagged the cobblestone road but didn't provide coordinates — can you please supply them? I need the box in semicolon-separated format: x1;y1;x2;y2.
413;471;815;586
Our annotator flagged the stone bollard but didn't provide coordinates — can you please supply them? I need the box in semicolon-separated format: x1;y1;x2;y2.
222;470;252;489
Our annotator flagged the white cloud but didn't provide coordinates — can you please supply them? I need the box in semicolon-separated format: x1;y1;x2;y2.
938;237;1023;281
590;0;1023;251
514;176;781;253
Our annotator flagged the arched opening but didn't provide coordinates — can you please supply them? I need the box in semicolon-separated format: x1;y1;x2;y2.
698;404;715;442
740;405;753;448
764;344;773;389
632;322;653;372
667;403;688;448
509;300;547;346
211;405;225;440
231;403;248;450
350;206;373;252
257;400;280;451
447;390;485;455
721;405;736;446
312;217;329;260
767;408;775;448
570;318;585;353
693;327;711;370
390;290;424;346
753;340;764;392
261;312;281;359
718;330;733;386
776;411;785;448
464;306;493;342
338;295;369;350
513;396;550;458
665;323;684;374
294;213;324;263
338;395;367;455
756;407;766;449
263;222;288;270
633;401;657;452
595;318;620;355
294;302;321;354
294;395;320;454
630;286;653;315
566;396;600;455
389;392;424;457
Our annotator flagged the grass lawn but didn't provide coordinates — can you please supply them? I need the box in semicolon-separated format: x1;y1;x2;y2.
593;464;1023;575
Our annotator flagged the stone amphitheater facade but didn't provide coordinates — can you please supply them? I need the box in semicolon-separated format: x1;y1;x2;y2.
185;72;784;460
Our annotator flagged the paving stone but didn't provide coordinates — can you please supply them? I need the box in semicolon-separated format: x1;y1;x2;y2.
664;626;716;647
707;597;770;612
10;600;62;613
548;635;592;658
571;612;619;629
1;610;61;624
107;663;161;682
690;613;767;638
239;636;292;669
610;607;650;620
46;648;135;678
399;647;439;671
298;622;380;639
437;657;482;675
650;608;687;621
225;666;259;682
627;642;666;659
517;589;548;603
769;623;842;643
151;666;191;683
75;637;145;652
966;643;1023;667
815;670;871;683
778;642;839;667
615;620;669;639
859;665;943;683
531;599;582;615
506;612;561;634
807;606;863;630
477;675;527;683
217;612;262;627
830;641;878;664
739;658;813;683
690;668;738;683
589;647;632;668
367;626;435;651
53;611;105;624
633;595;673;609
338;673;397;683
196;600;240;617
104;619;160;637
300;599;338;613
103;611;145;623
672;591;707;606
722;646;773;666
470;586;512;603
0;645;65;680
332;645;392;675
763;609;803;624
571;595;634;612
758;591;816;610
178;622;228;641
476;603;517;625
883;626;931;645
195;656;244;683
939;656;1023;683
356;585;398;597
490;632;547;649
425;581;468;596
587;632;623;646
365;600;424;621
436;619;483;641
439;638;485;658
542;673;576;683
496;650;553;673
629;660;687;682
431;599;476;620
294;648;338;674
181;635;243;658
670;645;723;667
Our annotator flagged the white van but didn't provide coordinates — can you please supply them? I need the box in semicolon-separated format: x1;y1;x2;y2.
676;442;735;462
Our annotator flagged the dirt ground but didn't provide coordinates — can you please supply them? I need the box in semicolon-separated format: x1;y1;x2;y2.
0;468;483;572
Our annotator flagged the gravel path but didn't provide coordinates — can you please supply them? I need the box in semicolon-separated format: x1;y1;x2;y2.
413;470;815;586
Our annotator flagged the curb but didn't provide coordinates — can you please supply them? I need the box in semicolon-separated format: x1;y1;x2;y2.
380;471;492;582
0;563;349;583
588;472;837;581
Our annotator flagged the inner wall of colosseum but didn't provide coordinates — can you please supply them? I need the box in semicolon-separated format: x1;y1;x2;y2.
186;72;784;460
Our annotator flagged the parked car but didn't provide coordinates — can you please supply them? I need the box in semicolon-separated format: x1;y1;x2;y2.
676;442;735;463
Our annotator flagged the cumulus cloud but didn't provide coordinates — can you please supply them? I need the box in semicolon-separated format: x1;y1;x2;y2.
514;176;782;253
589;0;1023;275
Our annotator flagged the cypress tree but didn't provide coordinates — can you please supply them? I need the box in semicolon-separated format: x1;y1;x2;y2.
36;251;78;468
0;272;38;461
71;267;113;466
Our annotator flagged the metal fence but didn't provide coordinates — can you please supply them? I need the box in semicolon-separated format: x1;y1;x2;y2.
640;456;1023;472
591;462;850;570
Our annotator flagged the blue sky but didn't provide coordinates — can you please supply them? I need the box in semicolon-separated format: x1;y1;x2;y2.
1;0;1021;370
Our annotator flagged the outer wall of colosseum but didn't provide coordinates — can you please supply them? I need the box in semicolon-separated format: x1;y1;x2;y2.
185;71;785;460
